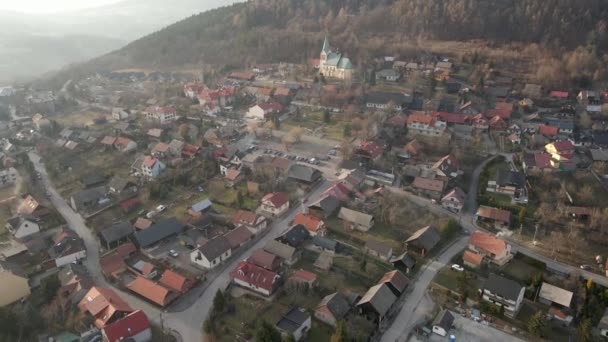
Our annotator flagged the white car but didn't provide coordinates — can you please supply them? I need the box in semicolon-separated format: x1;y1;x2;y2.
156;205;167;212
146;210;157;219
169;250;179;258
451;264;465;272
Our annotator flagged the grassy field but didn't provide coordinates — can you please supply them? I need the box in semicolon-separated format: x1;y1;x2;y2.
502;253;546;285
433;267;483;295
54;110;106;127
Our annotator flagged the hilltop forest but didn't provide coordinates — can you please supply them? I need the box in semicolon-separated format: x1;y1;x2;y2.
47;0;608;87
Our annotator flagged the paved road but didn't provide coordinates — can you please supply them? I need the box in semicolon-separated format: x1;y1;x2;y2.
31;149;332;341
380;236;469;342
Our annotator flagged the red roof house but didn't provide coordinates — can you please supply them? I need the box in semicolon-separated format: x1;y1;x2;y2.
102;310;151;342
229;261;280;296
550;91;569;99
159;269;195;294
539;125;559;136
356;141;385;160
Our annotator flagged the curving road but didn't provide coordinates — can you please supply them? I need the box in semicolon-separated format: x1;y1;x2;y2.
29;151;330;341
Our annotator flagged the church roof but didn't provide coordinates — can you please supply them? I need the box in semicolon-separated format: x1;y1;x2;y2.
322;36;331;54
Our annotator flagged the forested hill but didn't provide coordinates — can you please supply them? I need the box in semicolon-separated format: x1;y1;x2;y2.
47;0;608;82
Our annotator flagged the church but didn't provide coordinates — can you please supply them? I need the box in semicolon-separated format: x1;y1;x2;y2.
319;36;353;81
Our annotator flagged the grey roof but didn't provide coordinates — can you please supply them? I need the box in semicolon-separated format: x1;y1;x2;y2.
100;222;134;244
318;292;351;320
366;91;412;106
276;307;310;334
133;217;183;248
6;216;22;229
198;236;231;261
191;198;212;212
312;236;337;251
57;263;90;286
496;169;526;188
48;230;85;259
308;195;340;217
432;309;454;330
80;173;107;188
590;149;608;161
264;240;296;260
365;239;392;256
108;176;132;192
278;225;310;248
288;164;322;183
483;273;523;301
357;283;397;317
376;69;400;79
538;282;573;307
71;186;107;209
390;252;416;269
405;226;440;252
338;207;374;227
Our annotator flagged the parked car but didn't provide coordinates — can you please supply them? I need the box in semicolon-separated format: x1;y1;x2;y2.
451;264;465;272
156;204;167;212
580;264;593;271
146;211;157;219
169;250;179;258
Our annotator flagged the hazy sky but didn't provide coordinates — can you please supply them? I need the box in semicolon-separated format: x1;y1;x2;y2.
0;0;122;13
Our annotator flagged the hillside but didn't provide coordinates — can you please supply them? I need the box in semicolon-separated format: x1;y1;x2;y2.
46;0;608;85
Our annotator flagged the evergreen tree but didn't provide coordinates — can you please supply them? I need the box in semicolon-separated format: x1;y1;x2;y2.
256;320;282;342
323;109;331;123
527;310;545;336
212;289;226;313
237;190;244;208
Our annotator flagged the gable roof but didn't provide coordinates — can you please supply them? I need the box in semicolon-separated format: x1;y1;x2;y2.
496;169;525;188
548;140;574;152
317;292;351;320
378;270;409;294
99;253;127;276
365;239;392;256
102;310;150;342
308;195;340;216
287;164;322;183
229;260;278;292
293;212;323;233
357;284;397;317
338;207;373;227
406;226;440;251
271;156;292;171
263;240;296;260
224;226;253;249
412;177;444;192
233;210;261;227
278;225;310;247
159;270;193;293
198;236;231;261
79;287;133;326
442;187;466;204
133;218;183;248
432;309;454;330
133;217;153;230
262;192;289;208
483;273;523;301
539;125;559;136
468;231;507;256
190;198;212;212
127;276;173;306
538;282;573;308
312;235;337;251
248;249;281;270
100;222;134;245
463;250;483;266
276;307;310;334
476;206;511;224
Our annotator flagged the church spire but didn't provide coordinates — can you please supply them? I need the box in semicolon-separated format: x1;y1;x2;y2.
322;36;331;54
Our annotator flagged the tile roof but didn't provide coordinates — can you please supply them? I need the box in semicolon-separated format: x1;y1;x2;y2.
378;270;409;294
550;91;569;98
248;249;281;271
127;276;173;306
233;210;260;226
539;125;559;136
463;250;483;266
198;236;231;261
291;269;317;283
229;261;279;293
293;212;323;233
99;253;126;276
142;156;158;168
153;142;170;153
262;192;289;208
357;141;385;159
412;177;444;192
365;239;392;256
159;270;193;293
224;226;253;249
133;217;153;230
116;242;136;258
468;231;508;256
225;168;241;181
431;111;469;124
147;128;162;138
271;156;291;170
442;187;466;204
407;114;435;126
79;287;133;327
100;136;117;145
102;310;150;342
549;140;574;152
476;206;511;224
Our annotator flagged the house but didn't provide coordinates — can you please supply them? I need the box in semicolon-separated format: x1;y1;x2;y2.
407;114;447;136
481;273;525;317
0;261;30;307
248;249;282;271
100;222;134;249
431;111;470;126
289;269;317;287
101;310;152;342
488;116;507;131
432;310;454;337
233;210;268;235
314;252;333;271
133;218;183;249
463;250;483;268
432;154;460;178
467;231;513;266
81;173;107;189
276;308;311;342
111;107;129;121
133;217;153;230
264;240;299;265
18;195;49;218
6;216;40;239
538;125;559;137
259;192;290;217
108;177;137;195
188;198;212;217
538;282;573;324
48;229;86;267
390;252;416;274
225;226;254;250
545;140;575;161
293;212;325;236
127;276;178;307
378;270;409;297
229;260;280;296
101;136;117;147
99;253;127;278
229;71;254;81
312;236;338;254
338;207;374;232
225;168;243;187
315;292;352;327
476;206;511;229
278;225;310;248
319;36;354;81
550;91;569;99
114;137;137;153
411;177;445;200
287;164;322;185
356;284;397;322
441;187;466;213
190;235;231;269
366;92;412;110
364;239;393;261
356;141;385;161
487;102;513;119
159;270;194;294
376;69;401;82
487;169;527;203
57;263;93;309
79;287;133;328
307;195;340;218
143;106;177;125
523;83;542;98
129;260;157;279
141;156;166;178
246;102;283;120
522;152;553;173
405;226;440;256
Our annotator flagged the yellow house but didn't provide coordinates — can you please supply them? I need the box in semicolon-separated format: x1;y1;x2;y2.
0;262;30;306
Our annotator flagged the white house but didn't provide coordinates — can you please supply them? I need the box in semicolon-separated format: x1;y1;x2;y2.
276;307;312;342
6;217;40;240
141;156;166;178
441;188;466;213
246;102;282;121
259;192;290;217
468;231;513;266
229;261;279;296
481;274;525;317
407;114;447;136
143;106;177;125
112;108;129;121
233;210;268;235
49;230;87;267
432;310;454;337
0;167;18;188
190;236;232;269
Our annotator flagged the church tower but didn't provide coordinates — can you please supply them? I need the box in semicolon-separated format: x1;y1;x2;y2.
320;36;330;65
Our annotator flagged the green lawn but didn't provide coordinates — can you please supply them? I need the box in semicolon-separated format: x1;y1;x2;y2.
502;254;546;285
433;268;483;295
